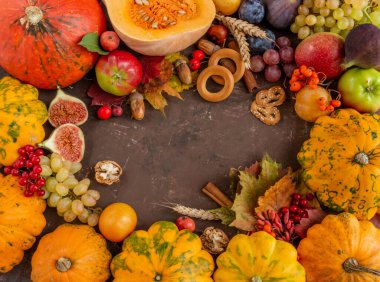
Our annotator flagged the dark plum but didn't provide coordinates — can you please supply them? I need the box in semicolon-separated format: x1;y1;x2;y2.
248;29;276;55
239;0;265;24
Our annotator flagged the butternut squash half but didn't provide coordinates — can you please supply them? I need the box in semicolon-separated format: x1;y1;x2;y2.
104;0;216;56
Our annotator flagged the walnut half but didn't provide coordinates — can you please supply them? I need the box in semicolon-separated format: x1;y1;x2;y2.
94;160;122;185
200;227;229;255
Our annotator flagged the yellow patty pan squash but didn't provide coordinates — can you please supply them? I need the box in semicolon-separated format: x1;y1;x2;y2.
298;109;380;220
0;76;47;166
111;221;214;281
214;231;305;282
0;174;46;273
298;213;380;282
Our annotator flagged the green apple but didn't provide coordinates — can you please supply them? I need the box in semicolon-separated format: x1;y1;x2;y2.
338;68;380;113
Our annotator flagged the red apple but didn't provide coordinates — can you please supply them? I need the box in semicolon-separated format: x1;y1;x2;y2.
295;33;345;80
95;50;142;96
100;31;120;52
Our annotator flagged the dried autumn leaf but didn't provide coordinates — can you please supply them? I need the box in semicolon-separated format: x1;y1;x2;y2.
295;209;328;238
209;207;235;225
255;171;296;214
244;161;260;177
144;86;168;113
162;84;183;100
229;155;281;231
87;82;126;106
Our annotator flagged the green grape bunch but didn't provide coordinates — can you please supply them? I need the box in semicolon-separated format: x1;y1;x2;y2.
291;0;380;39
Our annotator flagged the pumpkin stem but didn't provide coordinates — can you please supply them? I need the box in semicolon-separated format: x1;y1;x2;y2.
154;274;162;281
354;152;369;165
343;258;380;276
251;276;263;282
22;6;43;26
56;257;72;272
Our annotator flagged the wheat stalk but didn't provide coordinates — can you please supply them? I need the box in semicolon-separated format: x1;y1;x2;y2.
158;203;220;221
216;14;268;39
234;29;251;69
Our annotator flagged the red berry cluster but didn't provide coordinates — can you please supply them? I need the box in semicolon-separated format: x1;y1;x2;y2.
277;192;314;223
189;50;205;71
3;145;46;197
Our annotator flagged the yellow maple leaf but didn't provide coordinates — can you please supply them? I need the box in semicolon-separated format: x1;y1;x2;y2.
255;171;296;214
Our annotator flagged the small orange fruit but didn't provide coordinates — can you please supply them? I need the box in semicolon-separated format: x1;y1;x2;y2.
99;202;137;242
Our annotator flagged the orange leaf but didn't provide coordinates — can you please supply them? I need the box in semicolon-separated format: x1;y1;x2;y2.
255;171;295;214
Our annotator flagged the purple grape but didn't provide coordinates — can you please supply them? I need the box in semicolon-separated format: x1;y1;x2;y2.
283;63;297;78
263;49;280;65
264;65;282;82
250;55;265;73
279;46;295;64
276;36;291;48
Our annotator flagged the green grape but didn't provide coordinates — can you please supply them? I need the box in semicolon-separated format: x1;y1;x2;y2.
369;11;380;26
78;209;90;223
340;29;351;38
290;22;300;33
86;190;100;201
314;0;325;8
325;16;336;27
326;0;340;9
50;153;61;160
345;0;354;3
63;210;77;222
39;155;50;166
71;199;84;215
46;177;58;192
51;157;63;173
320;7;331;16
63;160;72;170
337;17;349;29
57;197;72;213
341;3;353;16
87;213;99;227
73;183;88;196
350;8;364;20
295;14;306;26
352;0;369;9
69;162;82;174
81;194;96;207
56;183;69;196
79;178;91;187
57;210;65;217
305;14;317;25
47;192;61;207
40;165;53;177
298;5;310;15
41;188;50;200
347;17;355;29
333;8;345;19
63;177;79;189
312;7;321;13
314;25;325;32
298;26;311;39
330;25;342;33
316;15;326;25
303;0;314;8
56;167;69;182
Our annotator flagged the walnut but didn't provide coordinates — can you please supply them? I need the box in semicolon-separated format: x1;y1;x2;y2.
94;160;122;185
200;227;229;255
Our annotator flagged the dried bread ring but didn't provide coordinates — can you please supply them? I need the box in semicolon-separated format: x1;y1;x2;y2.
255;86;286;107
251;101;281;125
208;48;245;85
197;65;234;102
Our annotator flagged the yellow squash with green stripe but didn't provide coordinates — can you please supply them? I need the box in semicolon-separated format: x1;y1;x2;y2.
0;76;47;166
110;221;214;282
298;109;380;220
214;231;305;282
0;174;46;273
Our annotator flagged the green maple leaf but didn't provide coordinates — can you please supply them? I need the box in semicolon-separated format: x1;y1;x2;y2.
209;207;235;225
229;154;281;231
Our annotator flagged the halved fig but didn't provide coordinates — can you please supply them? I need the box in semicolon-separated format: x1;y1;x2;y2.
48;88;88;127
39;124;85;162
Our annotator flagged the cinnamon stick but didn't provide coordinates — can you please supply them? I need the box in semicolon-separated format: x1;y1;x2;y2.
202;182;233;208
228;40;259;92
